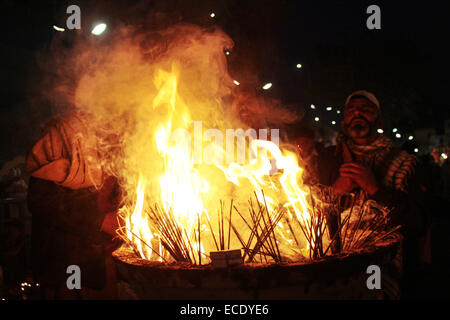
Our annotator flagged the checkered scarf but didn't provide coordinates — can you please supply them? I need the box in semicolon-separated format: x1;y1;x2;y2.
336;133;417;192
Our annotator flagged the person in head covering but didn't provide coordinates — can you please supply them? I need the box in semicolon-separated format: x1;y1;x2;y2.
323;90;417;197
26;114;121;299
316;90;431;298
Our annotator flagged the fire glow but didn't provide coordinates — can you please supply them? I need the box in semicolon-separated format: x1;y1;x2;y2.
117;65;314;263
70;25;321;265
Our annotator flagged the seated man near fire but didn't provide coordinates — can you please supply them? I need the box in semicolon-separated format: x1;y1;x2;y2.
315;90;430;297
26;113;121;299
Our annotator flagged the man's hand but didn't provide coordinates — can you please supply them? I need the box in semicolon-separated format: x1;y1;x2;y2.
333;175;357;195
101;211;121;236
339;162;380;195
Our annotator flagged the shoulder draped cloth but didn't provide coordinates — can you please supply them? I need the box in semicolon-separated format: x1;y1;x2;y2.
26;114;103;190
336;133;417;193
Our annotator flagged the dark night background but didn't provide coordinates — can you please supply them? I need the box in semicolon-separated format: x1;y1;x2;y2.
0;0;449;164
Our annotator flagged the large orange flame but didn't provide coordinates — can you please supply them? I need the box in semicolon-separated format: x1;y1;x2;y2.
69;25;314;263
119;64;314;263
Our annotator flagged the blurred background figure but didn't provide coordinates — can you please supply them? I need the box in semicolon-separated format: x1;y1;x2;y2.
0;156;30;299
0;156;28;198
291;125;321;185
0;219;26;298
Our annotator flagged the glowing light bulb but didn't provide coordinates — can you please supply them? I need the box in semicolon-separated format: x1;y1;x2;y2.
262;83;272;90
91;23;107;35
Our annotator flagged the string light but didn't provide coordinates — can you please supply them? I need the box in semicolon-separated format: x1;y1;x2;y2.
408;135;414;141
310;104;316;110
233;80;240;86
337;110;341;114
91;23;107;35
296;64;302;69
377;129;384;134
210;12;215;18
331;121;336;125
392;128;398;133
326;106;332;111
53;25;65;32
441;153;448;160
314;117;320;122
262;83;272;90
414;148;419;153
395;133;401;139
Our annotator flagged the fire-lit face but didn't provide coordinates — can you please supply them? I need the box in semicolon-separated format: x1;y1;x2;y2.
342;97;380;144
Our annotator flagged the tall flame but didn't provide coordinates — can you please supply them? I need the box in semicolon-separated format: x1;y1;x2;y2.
67;24;314;263
125;178;152;260
154;67;210;231
120;65;313;262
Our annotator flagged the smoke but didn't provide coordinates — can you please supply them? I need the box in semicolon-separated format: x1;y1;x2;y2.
40;23;295;173
31;20;314;260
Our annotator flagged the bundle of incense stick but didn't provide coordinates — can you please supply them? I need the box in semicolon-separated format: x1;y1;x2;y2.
205;199;234;252
230;192;285;263
146;203;205;264
300;187;327;259
311;188;398;254
281;186;398;261
274;185;329;260
315;185;342;256
339;196;398;251
118;203;205;265
116;214;167;262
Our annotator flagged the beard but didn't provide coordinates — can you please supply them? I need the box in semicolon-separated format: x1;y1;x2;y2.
345;117;375;142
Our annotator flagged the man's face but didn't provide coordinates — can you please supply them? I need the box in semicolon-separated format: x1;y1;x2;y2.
342;97;379;144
